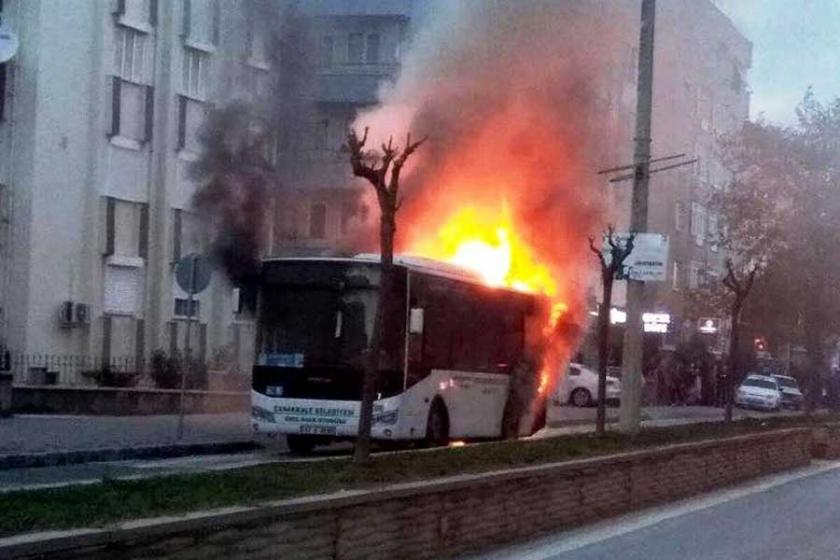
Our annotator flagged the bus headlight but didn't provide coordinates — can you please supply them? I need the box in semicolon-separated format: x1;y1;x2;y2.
252;406;276;423
373;410;399;425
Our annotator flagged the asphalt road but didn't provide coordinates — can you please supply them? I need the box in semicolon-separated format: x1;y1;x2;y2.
470;461;840;560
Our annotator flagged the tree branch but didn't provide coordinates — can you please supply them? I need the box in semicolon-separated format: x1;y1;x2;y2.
588;236;608;270
347;127;379;186
388;133;428;195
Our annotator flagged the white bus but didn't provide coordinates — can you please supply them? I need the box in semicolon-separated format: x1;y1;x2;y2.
249;255;547;453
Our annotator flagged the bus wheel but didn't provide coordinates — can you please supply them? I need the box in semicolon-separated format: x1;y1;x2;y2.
426;399;450;447
286;435;316;455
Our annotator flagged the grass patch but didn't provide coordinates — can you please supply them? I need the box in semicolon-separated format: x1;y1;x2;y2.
1;414;835;537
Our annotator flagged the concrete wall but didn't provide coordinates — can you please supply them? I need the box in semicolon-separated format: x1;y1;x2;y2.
2;428;811;560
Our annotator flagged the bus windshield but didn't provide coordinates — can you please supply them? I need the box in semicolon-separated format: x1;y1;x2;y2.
258;286;376;370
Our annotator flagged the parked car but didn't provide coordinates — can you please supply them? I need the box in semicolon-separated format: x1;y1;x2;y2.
772;374;805;410
734;374;782;411
553;363;621;407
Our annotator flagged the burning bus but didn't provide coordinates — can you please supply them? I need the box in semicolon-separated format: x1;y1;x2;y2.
249;255;550;453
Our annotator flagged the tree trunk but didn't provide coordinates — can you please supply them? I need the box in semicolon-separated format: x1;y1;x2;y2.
596;272;613;436
725;300;742;423
803;312;824;415
353;211;396;464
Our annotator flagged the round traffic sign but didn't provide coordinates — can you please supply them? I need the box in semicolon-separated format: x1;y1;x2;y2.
175;253;213;294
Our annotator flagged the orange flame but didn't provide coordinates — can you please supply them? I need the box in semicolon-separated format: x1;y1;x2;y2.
408;201;569;395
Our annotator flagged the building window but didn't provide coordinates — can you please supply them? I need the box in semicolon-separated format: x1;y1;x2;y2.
172;209;203;261
177;95;210;152
114;27;146;82
672;261;682;292
104;197;148;257
674;202;685;232
111;27;152;144
309;203;327;239
115;0;157;27
320;35;335;66
104;265;145;316
174;298;200;318
183;0;218;46
348;33;364;64
689;262;702;290
365;34;380;64
182;48;207;100
690;202;706;247
708;213;719;252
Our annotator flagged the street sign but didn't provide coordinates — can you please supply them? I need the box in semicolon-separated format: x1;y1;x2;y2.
698;317;720;334
175;253;213;294
606;233;669;282
0;24;19;63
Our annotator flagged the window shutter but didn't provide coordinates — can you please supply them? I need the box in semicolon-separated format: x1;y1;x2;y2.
104;197;116;256
182;0;191;38
102;315;113;365
135;318;146;373
177;96;187;150
149;0;158;26
138;203;149;259
173;209;182;261
211;0;220;45
143;85;154;143
110;77;121;137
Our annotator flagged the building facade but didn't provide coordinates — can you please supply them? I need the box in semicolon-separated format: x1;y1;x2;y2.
0;0;749;383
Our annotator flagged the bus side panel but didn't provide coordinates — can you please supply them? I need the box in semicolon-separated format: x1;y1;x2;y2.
395;370;511;439
437;370;510;438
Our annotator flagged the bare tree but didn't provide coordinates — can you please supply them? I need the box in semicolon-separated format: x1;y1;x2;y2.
722;258;760;422
588;227;635;436
346;127;426;463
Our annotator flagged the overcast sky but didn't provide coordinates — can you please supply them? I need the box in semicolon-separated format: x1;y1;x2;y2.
713;0;840;125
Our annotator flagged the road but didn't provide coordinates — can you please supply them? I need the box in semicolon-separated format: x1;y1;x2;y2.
0;413;251;455
0;405;807;492
469;460;840;560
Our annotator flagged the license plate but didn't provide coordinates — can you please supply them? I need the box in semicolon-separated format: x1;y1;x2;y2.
299;425;336;436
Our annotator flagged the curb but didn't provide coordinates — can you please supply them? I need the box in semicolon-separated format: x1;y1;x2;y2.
0;440;262;470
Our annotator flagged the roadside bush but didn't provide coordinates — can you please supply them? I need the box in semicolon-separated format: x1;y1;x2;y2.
150;350;208;390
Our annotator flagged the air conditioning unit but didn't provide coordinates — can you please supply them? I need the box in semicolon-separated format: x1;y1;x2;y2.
58;301;90;327
58;301;74;327
73;303;90;325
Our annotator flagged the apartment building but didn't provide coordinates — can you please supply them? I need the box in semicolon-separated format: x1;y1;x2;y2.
0;0;283;380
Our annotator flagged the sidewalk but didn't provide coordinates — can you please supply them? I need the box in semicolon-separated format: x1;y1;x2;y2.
0;413;254;468
542;404;805;437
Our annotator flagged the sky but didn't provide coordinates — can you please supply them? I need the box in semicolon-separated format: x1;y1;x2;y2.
713;0;840;124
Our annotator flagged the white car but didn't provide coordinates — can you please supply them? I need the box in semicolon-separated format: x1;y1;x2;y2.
735;374;782;411
772;374;805;410
554;363;621;407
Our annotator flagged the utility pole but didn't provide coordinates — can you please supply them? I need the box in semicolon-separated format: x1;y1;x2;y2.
619;0;656;434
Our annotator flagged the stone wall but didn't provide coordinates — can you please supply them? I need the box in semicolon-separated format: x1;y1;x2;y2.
2;428;812;560
12;386;248;415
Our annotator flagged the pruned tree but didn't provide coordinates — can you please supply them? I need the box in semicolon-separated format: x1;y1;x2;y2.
588;227;635;436
721;258;760;422
346;127;426;463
